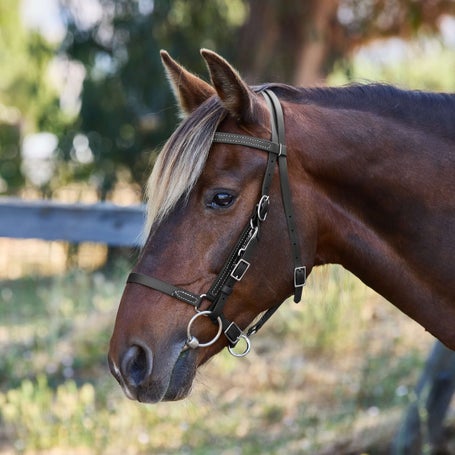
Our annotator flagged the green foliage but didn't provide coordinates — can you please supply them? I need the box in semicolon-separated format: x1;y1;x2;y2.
0;122;22;193
269;266;370;356
0;377;97;451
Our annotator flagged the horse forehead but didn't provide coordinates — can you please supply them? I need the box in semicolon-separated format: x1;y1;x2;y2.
199;144;267;191
205;143;243;172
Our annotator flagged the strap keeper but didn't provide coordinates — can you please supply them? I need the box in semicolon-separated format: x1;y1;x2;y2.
224;321;243;345
278;144;287;157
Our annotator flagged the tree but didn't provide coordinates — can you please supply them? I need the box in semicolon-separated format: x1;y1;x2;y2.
237;0;455;86
0;1;67;194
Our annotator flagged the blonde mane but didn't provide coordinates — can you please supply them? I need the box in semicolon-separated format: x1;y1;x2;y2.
144;98;226;238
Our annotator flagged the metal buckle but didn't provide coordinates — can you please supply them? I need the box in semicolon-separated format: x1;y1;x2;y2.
230;258;250;281
256;195;270;222
294;266;306;288
239;225;258;256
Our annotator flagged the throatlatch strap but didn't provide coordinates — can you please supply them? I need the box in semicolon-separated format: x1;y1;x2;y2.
262;90;306;302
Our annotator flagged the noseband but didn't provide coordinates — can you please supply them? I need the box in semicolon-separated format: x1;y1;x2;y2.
127;89;306;357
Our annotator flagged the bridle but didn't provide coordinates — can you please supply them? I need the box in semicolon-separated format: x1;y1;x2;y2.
127;89;306;357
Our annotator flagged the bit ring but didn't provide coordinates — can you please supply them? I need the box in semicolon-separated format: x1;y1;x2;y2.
186;310;223;349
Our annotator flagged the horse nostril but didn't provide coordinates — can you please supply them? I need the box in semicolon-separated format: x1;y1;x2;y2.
121;343;153;387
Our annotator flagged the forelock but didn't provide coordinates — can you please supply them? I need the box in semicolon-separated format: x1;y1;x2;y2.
143;98;226;239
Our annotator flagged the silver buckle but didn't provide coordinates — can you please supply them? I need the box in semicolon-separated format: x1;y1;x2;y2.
230;259;250;281
294;266;306;288
256;195;270;222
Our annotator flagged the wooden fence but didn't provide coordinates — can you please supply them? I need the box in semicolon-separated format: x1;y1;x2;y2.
0;197;145;246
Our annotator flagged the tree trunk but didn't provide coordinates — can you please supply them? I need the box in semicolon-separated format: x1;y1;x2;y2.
293;0;339;86
236;0;343;86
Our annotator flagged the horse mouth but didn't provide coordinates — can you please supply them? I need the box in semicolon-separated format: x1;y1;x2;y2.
116;344;198;404
161;347;198;401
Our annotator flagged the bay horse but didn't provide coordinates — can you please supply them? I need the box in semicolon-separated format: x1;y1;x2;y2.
108;49;455;403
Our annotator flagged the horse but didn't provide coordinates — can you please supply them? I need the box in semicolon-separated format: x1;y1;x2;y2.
108;49;455;404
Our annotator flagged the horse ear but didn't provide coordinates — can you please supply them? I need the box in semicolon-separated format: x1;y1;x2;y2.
200;49;258;124
160;50;215;116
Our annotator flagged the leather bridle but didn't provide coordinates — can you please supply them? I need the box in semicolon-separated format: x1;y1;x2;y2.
127;89;306;357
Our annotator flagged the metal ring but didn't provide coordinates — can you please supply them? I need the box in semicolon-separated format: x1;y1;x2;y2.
228;334;251;357
186;310;223;349
195;294;207;312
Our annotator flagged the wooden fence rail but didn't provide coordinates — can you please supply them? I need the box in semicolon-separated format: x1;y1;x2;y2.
0;197;145;246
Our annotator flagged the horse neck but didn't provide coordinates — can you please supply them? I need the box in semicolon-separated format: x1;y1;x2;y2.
288;101;455;347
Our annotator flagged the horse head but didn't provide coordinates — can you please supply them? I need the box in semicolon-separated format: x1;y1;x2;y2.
108;50;316;403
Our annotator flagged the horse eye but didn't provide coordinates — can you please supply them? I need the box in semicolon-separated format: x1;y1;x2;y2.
209;192;235;209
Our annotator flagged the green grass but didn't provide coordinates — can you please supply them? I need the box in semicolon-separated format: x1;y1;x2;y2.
0;263;436;454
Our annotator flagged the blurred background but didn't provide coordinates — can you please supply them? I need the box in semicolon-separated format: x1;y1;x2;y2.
1;0;455;454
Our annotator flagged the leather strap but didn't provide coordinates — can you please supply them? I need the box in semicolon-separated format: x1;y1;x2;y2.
127;273;201;307
213;132;281;155
263;90;306;302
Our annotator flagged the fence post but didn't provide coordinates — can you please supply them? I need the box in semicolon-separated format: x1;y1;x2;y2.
392;340;455;454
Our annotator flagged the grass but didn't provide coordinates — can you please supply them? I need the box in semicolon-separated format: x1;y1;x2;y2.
0;261;441;454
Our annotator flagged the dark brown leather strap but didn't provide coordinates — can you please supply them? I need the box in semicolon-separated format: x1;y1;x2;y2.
127;273;201;307
213;132;281;155
262;90;306;302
